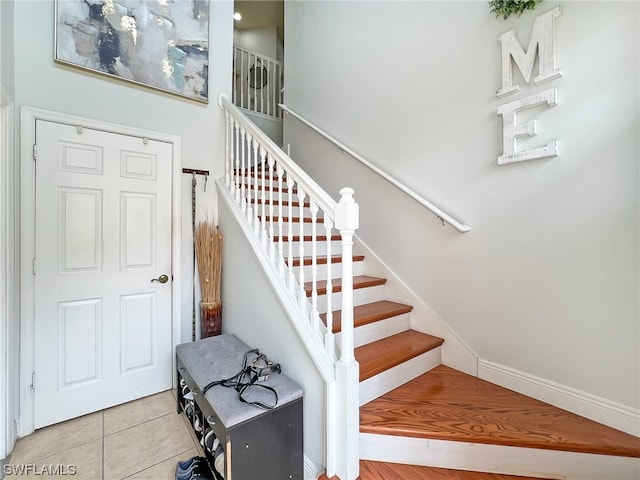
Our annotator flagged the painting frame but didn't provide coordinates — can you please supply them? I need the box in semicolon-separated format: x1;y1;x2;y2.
54;0;210;103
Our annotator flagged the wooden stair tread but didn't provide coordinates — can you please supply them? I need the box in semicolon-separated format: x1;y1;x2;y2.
287;254;364;267
322;300;413;333
250;199;310;207
258;215;324;223
240;183;295;193
356;330;444;382
237;172;282;179
304;275;386;297
319;461;546;480
273;234;342;242
359;365;640;458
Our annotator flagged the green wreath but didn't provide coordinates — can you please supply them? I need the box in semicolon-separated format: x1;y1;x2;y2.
489;0;544;20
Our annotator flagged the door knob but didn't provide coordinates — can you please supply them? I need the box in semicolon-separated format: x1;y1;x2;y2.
151;274;169;284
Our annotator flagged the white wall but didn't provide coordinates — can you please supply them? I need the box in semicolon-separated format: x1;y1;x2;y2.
284;0;639;413
13;0;233;344
234;26;279;60
245;110;283;146
0;0;17;467
218;196;325;472
0;0;15;97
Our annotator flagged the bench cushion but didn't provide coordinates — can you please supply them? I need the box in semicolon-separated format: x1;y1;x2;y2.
176;334;303;427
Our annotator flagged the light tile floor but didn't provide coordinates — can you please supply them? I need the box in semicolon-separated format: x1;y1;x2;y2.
6;390;202;480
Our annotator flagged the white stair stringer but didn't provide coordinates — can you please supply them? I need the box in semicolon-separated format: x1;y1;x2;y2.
359;346;442;406
353;236;478;376
359;433;640;480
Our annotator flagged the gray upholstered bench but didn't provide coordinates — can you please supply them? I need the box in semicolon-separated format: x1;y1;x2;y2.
176;334;303;480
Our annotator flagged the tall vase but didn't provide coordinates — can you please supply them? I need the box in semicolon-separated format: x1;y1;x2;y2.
200;301;222;338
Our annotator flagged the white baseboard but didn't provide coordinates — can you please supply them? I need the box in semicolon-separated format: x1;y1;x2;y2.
304;455;322;480
479;359;640;436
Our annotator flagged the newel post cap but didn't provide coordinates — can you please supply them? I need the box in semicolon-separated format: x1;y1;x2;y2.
335;188;359;231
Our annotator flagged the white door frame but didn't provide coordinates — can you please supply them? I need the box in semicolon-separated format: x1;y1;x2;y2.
1;87;17;461
19;106;182;437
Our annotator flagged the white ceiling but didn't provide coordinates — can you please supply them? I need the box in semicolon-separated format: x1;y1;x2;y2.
234;0;284;40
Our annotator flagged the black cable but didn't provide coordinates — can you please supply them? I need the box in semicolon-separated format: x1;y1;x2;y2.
201;350;280;410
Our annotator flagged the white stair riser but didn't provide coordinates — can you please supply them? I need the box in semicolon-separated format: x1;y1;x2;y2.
258;240;342;261
348;312;412;348
292;260;364;283
250;202;319;219
280;240;342;257
241;177;305;190
260;220;331;236
314;285;386;313
359;434;640;480
359;347;442;406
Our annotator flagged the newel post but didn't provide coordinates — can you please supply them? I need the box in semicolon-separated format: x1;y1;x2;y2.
335;188;358;362
333;187;360;480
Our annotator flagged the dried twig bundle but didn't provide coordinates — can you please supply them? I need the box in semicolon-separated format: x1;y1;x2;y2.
194;222;222;303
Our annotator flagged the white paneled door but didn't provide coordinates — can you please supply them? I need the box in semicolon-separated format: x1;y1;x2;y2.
34;120;173;428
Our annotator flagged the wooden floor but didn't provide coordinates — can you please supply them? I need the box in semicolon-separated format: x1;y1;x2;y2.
360;365;640;458
319;461;547;480
358;461;547;480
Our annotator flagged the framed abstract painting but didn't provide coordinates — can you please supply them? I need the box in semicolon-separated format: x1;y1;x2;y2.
55;0;210;103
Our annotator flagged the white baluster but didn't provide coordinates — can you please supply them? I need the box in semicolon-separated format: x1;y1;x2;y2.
276;164;285;276
267;155;276;261
286;175;295;293
297;187;307;310
266;60;272;116
278;64;283;118
224;110;230;187
310;199;320;333
260;147;268;248
239;127;246;211
245;132;253;221
252;54;257;113
252;137;260;235
324;217;335;359
233;120;240;198
240;50;245;110
232;48;236;105
260;59;265;113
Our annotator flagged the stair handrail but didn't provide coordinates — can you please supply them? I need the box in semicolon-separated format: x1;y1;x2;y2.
218;93;360;480
220;95;336;215
279;104;471;233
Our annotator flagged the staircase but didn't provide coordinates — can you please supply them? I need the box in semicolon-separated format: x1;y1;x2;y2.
218;95;640;480
282;196;639;480
243;167;640;479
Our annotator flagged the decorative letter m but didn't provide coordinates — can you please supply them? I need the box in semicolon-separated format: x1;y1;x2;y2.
497;7;562;98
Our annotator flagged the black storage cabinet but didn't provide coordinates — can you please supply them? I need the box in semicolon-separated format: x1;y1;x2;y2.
176;334;304;480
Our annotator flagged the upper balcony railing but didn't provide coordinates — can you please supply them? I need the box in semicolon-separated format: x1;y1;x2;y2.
233;46;283;120
279;104;470;233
